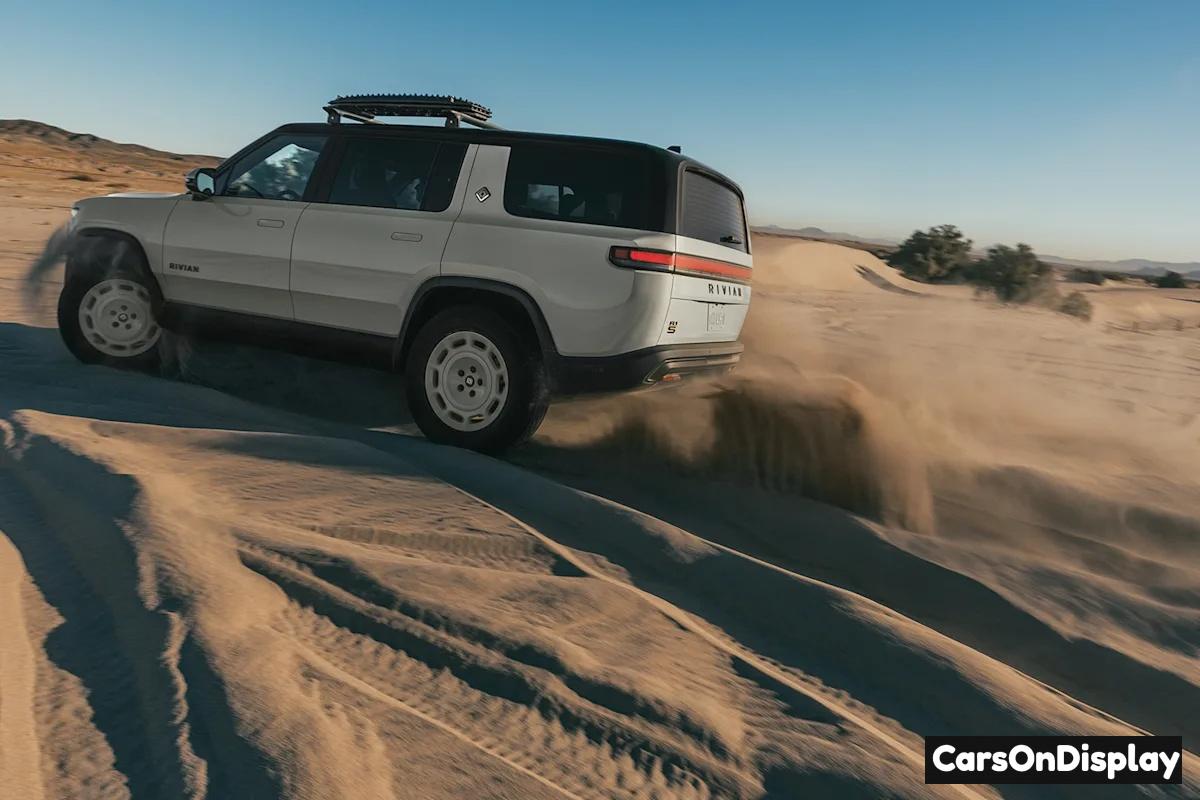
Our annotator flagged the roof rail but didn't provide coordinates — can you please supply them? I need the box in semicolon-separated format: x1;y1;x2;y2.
324;94;500;129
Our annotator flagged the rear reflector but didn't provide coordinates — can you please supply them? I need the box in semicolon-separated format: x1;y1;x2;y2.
609;246;751;284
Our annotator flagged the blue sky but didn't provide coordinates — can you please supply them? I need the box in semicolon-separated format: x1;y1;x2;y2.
3;0;1197;262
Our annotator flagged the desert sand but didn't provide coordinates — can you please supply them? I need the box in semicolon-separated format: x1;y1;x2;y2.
1;121;1197;798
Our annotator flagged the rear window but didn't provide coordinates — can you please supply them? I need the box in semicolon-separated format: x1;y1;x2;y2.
327;138;466;212
329;137;439;210
681;170;747;252
504;143;655;231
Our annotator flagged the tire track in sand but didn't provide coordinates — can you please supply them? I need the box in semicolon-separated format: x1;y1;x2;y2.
239;544;757;799
373;438;1013;800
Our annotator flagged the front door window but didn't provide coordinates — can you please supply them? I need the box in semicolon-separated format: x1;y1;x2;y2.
224;135;325;201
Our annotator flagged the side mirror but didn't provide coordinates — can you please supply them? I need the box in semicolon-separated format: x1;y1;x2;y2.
185;167;216;199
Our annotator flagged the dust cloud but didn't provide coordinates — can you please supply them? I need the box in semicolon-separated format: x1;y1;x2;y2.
557;372;935;533
541;237;1200;554
21;224;74;308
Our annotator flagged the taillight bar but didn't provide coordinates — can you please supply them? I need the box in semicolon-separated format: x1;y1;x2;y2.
609;246;752;284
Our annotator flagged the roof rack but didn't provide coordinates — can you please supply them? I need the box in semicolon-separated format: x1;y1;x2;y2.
324;94;500;129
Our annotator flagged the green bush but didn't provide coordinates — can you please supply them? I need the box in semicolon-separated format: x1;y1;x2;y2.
1057;291;1093;320
965;243;1092;321
1068;268;1105;285
965;243;1055;303
887;224;973;282
1156;270;1186;289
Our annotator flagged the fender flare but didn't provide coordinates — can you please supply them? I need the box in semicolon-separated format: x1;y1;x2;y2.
395;276;560;368
69;227;165;308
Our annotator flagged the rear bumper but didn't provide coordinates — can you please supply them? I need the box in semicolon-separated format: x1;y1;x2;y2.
552;341;743;396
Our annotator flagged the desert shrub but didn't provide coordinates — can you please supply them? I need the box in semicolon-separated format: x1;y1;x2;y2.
65;173;97;181
1057;291;1093;320
966;243;1090;320
965;243;1055;302
1156;271;1186;289
887;224;973;282
1068;268;1105;285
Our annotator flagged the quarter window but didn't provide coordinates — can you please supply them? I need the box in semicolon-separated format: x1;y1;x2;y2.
503;143;654;230
224;135;326;201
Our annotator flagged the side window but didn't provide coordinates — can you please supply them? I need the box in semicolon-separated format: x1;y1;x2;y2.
328;137;456;211
503;143;654;230
224;135;326;201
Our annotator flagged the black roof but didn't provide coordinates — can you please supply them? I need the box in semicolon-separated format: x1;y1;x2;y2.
267;121;742;195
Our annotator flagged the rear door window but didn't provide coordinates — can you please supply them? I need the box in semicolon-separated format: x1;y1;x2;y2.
681;170;748;252
328;137;468;211
504;143;654;230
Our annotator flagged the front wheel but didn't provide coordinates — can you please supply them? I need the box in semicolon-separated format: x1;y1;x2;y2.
405;306;549;453
57;271;163;370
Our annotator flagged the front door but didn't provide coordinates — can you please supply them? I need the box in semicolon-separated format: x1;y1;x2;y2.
290;136;471;334
161;133;327;318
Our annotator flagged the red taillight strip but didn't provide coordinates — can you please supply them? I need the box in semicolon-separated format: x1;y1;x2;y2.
627;248;674;266
673;253;752;283
609;247;752;284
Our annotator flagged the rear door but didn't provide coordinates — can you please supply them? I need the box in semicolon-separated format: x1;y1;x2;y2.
289;135;471;334
657;169;752;345
161;133;326;318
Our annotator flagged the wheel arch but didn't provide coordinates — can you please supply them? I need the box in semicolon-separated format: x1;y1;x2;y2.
68;227;165;308
395;277;560;371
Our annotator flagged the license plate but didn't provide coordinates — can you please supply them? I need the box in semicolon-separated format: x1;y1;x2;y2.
707;303;728;332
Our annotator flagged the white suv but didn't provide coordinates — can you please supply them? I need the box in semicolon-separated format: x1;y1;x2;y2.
59;95;752;451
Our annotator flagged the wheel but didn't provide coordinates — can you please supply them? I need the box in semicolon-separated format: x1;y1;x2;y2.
57;269;163;370
405;306;549;453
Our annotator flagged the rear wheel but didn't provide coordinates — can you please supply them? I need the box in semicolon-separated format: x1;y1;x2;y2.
405;306;549;452
58;270;162;370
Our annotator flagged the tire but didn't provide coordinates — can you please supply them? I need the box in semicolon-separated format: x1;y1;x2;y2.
57;267;163;371
405;305;549;453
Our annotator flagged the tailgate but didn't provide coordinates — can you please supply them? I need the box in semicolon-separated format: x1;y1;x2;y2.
656;170;752;345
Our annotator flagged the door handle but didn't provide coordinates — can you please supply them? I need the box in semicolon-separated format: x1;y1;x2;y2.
257;218;285;228
390;232;423;242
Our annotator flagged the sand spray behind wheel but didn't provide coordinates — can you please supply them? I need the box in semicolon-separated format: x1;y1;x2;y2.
22;224;75;309
539;237;1200;548
583;371;936;534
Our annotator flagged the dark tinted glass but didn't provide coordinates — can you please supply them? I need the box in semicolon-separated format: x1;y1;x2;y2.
504;143;655;230
224;135;326;201
681;171;747;252
329;137;440;210
422;142;468;212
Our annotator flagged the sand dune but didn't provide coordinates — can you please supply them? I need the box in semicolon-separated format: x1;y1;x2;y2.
750;236;967;298
1;126;1198;798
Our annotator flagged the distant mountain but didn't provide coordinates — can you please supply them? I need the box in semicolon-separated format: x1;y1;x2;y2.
753;225;898;247
0;119;220;193
0;119;217;162
1037;254;1200;278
